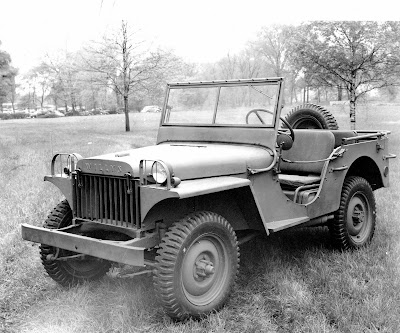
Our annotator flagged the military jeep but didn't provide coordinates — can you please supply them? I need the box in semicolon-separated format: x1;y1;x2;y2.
21;78;395;320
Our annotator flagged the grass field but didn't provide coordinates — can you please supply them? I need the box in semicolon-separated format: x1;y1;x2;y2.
1;105;399;333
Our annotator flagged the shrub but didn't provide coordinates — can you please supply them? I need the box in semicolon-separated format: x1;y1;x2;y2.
0;112;30;120
13;113;30;119
0;113;12;120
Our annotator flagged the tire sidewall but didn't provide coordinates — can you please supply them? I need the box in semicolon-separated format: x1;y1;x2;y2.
285;104;339;130
333;177;376;250
173;221;238;316
40;200;111;285
342;181;376;247
289;109;327;129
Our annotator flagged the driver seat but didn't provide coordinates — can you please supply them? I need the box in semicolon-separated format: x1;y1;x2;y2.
278;130;335;188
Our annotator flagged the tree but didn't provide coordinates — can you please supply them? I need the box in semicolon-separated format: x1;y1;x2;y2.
83;21;171;131
292;21;400;129
255;25;296;77
25;63;53;109
42;51;82;113
253;25;302;104
0;42;18;111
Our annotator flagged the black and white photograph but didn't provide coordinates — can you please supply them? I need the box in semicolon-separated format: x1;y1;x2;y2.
1;0;399;332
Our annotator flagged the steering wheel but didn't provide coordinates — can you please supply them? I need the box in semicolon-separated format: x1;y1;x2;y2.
245;108;295;142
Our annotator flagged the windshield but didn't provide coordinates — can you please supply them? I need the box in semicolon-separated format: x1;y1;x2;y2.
163;82;280;127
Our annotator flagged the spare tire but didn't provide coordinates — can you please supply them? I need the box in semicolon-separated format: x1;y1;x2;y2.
285;103;339;130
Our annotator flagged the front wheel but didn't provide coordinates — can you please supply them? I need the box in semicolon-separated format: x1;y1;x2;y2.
39;200;111;286
153;211;239;320
330;177;376;250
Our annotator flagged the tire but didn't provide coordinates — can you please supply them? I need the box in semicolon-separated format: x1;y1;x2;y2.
153;211;240;320
39;200;111;287
285;103;339;129
330;177;376;250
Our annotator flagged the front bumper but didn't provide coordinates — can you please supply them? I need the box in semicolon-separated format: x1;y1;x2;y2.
21;223;145;266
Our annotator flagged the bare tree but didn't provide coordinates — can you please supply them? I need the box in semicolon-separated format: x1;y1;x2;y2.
217;53;239;79
83;20;169;131
41;51;81;113
26;63;53;109
237;47;262;78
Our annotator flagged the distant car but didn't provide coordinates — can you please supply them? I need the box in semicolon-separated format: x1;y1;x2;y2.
37;110;65;118
28;110;39;118
141;105;161;113
53;111;65;117
90;109;109;115
79;111;92;116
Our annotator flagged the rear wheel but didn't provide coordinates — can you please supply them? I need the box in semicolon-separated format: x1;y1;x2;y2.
39;200;111;286
285;103;339;129
330;177;376;250
153;211;239;320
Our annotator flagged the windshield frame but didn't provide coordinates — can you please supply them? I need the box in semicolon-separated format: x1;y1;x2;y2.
161;78;284;129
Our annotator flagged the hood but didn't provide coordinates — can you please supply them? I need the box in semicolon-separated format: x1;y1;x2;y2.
76;143;274;180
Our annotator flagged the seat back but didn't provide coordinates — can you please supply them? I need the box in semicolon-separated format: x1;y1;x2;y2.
281;130;335;174
331;130;357;147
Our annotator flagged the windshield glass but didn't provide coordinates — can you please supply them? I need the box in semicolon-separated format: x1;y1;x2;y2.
164;82;280;127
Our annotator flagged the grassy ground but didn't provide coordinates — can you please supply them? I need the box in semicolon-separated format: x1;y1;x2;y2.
1;105;399;333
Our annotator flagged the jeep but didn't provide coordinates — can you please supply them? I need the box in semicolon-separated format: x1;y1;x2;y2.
21;77;395;320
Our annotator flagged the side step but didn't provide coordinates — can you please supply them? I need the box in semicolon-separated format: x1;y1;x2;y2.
266;216;310;233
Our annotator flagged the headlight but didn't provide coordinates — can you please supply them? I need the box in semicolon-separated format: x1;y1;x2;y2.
152;161;168;184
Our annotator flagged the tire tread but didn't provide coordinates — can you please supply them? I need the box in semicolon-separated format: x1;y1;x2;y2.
153;211;239;320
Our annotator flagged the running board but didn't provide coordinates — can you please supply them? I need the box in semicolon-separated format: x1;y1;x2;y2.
266;216;310;233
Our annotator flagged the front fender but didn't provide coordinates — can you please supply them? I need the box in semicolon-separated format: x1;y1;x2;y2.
44;175;73;207
140;176;252;223
44;153;81;210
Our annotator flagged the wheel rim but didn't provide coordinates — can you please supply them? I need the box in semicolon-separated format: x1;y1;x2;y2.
293;116;323;129
346;191;372;243
181;234;229;306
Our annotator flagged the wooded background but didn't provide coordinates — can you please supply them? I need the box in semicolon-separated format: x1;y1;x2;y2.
2;21;400;130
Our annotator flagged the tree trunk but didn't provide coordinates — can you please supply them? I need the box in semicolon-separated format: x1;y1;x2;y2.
53;96;58;109
290;86;294;104
124;95;130;132
349;79;357;130
337;85;342;101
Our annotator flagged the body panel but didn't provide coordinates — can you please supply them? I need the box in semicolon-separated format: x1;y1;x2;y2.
305;135;390;218
79;143;274;180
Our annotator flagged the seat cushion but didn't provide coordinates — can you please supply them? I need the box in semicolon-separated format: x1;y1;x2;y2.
278;174;321;187
281;130;335;174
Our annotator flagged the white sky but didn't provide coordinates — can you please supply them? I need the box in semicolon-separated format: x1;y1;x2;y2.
0;0;398;74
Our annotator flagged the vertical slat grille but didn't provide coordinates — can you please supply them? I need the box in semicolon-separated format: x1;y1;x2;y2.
73;174;138;228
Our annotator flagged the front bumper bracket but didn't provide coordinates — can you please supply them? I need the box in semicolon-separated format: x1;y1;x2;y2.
21;223;145;266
